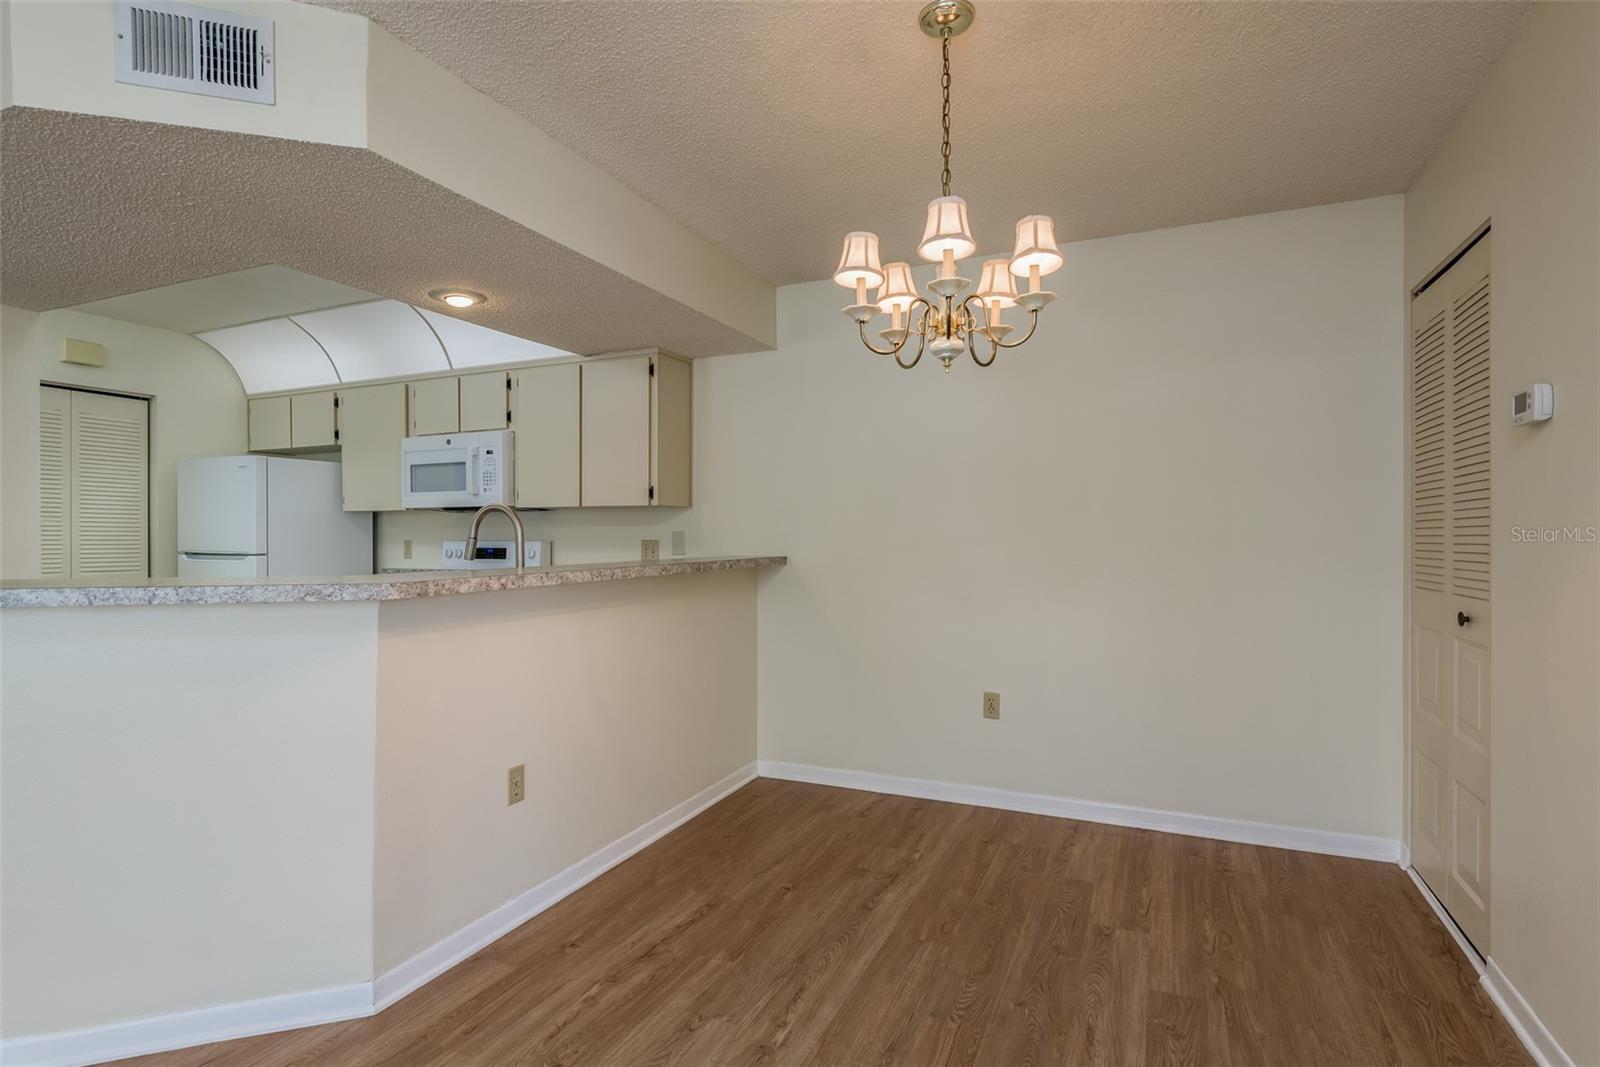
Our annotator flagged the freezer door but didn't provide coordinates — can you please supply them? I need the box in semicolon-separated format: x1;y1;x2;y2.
178;553;270;579
177;456;268;554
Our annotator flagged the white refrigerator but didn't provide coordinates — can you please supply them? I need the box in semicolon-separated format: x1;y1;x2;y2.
177;456;373;578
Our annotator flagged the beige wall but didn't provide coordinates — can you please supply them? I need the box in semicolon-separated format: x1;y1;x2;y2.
373;570;757;970
0;306;248;578
690;196;1406;839
1404;4;1600;1062
0;602;380;1035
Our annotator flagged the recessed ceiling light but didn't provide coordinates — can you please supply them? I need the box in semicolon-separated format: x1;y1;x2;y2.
428;288;487;310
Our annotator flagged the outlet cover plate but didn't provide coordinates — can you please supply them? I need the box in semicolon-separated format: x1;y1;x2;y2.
508;764;526;805
983;692;1000;720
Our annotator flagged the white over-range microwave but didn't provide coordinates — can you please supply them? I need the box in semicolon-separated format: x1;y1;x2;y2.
400;430;514;509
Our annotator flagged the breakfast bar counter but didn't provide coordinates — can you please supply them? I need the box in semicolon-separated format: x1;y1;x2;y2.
0;555;785;608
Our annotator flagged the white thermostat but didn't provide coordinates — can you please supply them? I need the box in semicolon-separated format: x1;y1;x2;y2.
1511;384;1553;425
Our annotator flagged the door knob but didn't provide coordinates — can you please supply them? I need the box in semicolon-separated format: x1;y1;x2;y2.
1457;611;1472;627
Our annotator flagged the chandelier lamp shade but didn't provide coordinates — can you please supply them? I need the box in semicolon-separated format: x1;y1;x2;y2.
834;0;1063;372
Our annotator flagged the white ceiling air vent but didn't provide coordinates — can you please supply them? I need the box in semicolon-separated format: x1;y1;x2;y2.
114;1;274;105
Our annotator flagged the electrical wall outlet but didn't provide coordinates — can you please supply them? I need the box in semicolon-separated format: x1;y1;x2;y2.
982;692;1000;720
641;539;660;561
507;764;525;805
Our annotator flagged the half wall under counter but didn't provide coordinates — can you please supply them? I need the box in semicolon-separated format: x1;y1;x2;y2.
0;555;783;1057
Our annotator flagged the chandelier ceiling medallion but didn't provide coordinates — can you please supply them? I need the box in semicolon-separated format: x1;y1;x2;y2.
834;0;1063;372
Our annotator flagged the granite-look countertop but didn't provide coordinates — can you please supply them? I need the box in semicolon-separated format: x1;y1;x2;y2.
0;556;786;608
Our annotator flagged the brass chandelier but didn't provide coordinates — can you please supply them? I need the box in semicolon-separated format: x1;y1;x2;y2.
834;0;1063;372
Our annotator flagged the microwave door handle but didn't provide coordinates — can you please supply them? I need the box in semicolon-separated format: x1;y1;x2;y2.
469;447;481;496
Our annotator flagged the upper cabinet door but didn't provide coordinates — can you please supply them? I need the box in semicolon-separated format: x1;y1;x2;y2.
290;390;338;449
512;364;580;508
248;396;292;452
409;377;460;436
581;356;651;506
338;383;407;512
652;355;692;507
459;371;511;431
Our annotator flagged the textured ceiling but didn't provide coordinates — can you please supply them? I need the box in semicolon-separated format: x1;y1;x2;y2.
0;109;766;356
317;0;1526;284
69;265;376;334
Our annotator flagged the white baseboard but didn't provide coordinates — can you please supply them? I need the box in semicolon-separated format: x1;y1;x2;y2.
756;761;1403;863
372;761;758;1010
0;982;373;1067
1;762;758;1067
1482;957;1576;1067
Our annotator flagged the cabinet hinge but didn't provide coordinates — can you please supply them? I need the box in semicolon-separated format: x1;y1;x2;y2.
649;361;656;378
333;395;340;408
649;485;656;501
506;409;512;424
334;429;340;442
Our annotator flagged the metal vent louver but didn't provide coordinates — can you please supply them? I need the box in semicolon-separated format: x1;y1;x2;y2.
114;0;274;105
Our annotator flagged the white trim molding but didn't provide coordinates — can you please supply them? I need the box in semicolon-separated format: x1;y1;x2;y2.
1482;958;1576;1067
373;761;757;1010
0;983;373;1067
756;761;1403;862
0;762;758;1067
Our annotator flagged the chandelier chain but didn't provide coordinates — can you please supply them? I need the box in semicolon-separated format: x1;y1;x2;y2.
940;28;952;197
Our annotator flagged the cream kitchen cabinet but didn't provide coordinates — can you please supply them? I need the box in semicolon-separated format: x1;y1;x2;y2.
580;352;691;507
460;371;511;431
247;396;291;452
249;392;336;452
290;390;338;449
408;377;460;436
511;363;580;508
337;383;407;511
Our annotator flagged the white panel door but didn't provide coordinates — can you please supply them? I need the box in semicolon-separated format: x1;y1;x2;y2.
63;389;150;580
1409;233;1491;954
38;386;72;578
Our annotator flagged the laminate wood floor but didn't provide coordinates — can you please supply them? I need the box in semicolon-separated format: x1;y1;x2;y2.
119;779;1530;1066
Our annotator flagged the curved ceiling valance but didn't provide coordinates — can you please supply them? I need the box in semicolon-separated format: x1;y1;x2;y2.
197;300;573;396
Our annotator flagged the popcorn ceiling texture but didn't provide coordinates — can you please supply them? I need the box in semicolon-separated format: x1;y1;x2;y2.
317;0;1527;285
0;109;769;357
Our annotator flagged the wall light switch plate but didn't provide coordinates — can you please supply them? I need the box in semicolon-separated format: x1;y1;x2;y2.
671;530;687;556
641;539;660;561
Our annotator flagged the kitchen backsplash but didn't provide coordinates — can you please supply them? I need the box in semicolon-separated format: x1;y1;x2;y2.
375;508;697;569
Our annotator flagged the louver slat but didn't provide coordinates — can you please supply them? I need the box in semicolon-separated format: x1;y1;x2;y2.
1450;276;1491;602
1411;309;1448;594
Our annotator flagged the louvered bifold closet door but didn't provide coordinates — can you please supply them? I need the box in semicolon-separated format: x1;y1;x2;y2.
67;390;150;579
38;387;73;578
1408;232;1492;956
